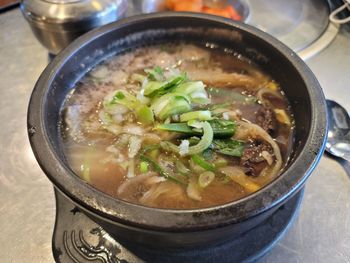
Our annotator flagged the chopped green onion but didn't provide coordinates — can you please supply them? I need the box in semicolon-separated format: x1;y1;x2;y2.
187;177;202;201
155;120;236;138
151;93;181;115
174;81;210;104
155;123;195;134
180;110;212;122
189;159;206;173
159;122;213;156
139;154;186;185
198;171;215;188
193;119;236;137
213;157;228;167
151;93;191;120
212;139;245;157
145;66;164;81
187;120;203;129
158;95;191;120
143;81;163;96
164;117;171;124
171;114;180;122
115;91;125;100
205;119;236;138
104;90;139;111
176;160;190;175
160;141;179;153
191;154;216;172
136;105;154;125
211;108;230;117
187;121;213;155
193;119;236;138
140;144;160;160
140;161;149;173
144;74;186;98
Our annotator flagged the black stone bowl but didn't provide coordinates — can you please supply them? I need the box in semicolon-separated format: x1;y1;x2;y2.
27;13;327;248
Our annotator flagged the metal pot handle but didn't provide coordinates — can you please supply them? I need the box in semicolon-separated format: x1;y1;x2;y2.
329;0;350;24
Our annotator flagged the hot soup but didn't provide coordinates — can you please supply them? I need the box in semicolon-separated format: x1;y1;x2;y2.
60;43;294;209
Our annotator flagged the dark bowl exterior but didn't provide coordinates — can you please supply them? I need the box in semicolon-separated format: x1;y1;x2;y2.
27;13;327;247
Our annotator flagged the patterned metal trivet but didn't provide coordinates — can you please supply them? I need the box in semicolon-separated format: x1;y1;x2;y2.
52;188;304;263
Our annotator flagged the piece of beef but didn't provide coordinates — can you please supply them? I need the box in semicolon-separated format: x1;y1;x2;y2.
241;140;274;177
255;106;277;135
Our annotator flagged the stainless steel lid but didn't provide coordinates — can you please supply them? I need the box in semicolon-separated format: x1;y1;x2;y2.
245;0;330;52
21;0;128;29
128;0;337;59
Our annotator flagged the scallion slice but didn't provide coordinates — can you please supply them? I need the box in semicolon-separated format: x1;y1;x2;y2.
155;123;195;134
180;110;212;122
187;122;213;155
160;122;213;156
136;105;154;125
155;120;236;138
139;161;149;173
144;74;186;98
198;171;215;188
191;154;216;172
140;154;186;185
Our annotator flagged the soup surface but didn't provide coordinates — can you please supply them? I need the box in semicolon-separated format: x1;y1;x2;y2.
61;43;294;209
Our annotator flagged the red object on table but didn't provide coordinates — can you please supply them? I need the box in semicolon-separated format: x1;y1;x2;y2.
165;0;242;21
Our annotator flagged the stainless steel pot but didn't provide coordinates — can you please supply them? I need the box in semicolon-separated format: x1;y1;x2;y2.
20;0;128;54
